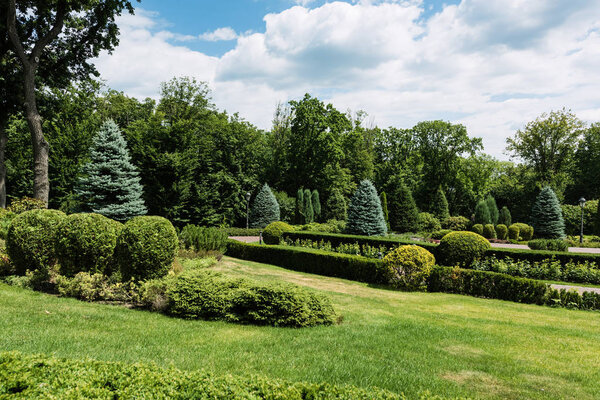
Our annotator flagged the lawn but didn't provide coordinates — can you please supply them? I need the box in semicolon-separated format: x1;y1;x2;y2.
2;256;600;399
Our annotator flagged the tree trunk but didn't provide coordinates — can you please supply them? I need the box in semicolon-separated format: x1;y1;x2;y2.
0;126;6;208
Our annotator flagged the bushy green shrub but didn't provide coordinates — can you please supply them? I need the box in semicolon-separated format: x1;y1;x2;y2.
312;190;321;222
496;224;508;240
324;189;347;221
115;216;178;281
437;231;490;267
498;206;512;227
514;223;534;241
346;180;387;236
0;209;15;240
487;247;600;265
417;212;441;232
562;202;599;236
56;272;138;302
179;225;228;253
55;213;122;277
0;249;13;276
431;186;450;220
383;245;435;290
482;224;496;239
430;229;452;240
303;188;314;224
6;197;46;214
6;209;66;274
531;186;565;239
273;190;296;224
250;183;280;228
474;200;491;225
298;219;345;233
386;176;419;233
485;195;499;225
528;239;569;252
263;221;294;244
441;216;470;231
508;224;520;241
471;224;483;235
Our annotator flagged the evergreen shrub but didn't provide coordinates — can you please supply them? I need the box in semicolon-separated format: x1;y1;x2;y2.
442;216;470;231
482;224;496;239
528;239;569;252
530;186;565;239
311;190;321;222
383;245;435;290
386;177;419;233
498;206;512;227
179;225;228;253
485;195;499;225
345;180;387;236
430;229;452;240
417;212;441;232
496;224;508;240
303;188;314;223
508;224;520;241
514;223;534;241
471;224;484;235
263;221;294;244
6;197;46;214
0;209;15;240
474;200;491;225
250;184;280;228
431;186;450;220
437;231;490;267
325;189;347;221
295;188;304;224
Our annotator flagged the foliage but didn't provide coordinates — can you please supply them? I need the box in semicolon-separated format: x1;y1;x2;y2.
531;186;565;239
441;216;470;231
297;220;346;233
0;209;14;240
430;186;450;220
498;206;512;227
471;224;483;236
430;229;452;240
386;176;419;233
496;224;508;240
383;245;435;290
482;224;497;239
486;246;600;265
115;216;178;281
437;231;490;267
311;190;321;222
303;188;314;224
324;188;347;221
380;191;389;229
474;200;491;225
561;200;598;236
508;224;520;241
6;209;65;274
56;272;139;303
6;197;46;214
295;188;304;224
179;225;228;253
55;213;122;277
485;195;499;225
568;123;600;203
273;190;296;224
250;183;280;229
345;180;387;236
417;212;441;233
528;239;569;252
513;223;534;241
263;221;294;245
76;120;147;221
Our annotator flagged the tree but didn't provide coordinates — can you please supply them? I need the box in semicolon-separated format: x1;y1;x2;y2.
250;183;279;229
346;180;387;236
485;195;499;225
6;0;136;204
566;123;600;203
311;190;321;222
431;186;450;220
386;176;419;233
325;189;347;221
474;200;491;225
380;191;389;229
75;120;146;221
498;206;512;227
303;188;314;224
295;188;304;224
272;190;295;224
530;186;565;239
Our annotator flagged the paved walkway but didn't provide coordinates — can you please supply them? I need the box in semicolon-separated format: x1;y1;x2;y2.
229;236;260;243
489;242;600;254
550;283;600;294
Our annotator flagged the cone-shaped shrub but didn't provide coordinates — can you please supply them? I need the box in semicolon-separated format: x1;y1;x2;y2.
498;206;512;227
303;188;314;223
486;195;499;225
311;190;321;222
387;176;419;233
76;120;147;221
325;189;347;221
345;180;387;236
250;184;280;229
381;192;389;229
531;187;565;239
431;186;450;220
474;200;491;225
295;189;304;224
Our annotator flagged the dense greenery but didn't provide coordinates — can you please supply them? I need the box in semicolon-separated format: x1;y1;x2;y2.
528;239;569;252
179;225;228;253
385;176;419;233
345;180;387;236
437;231;491;267
250;183;280;229
531;187;565;239
263;221;294;245
383;245;435;290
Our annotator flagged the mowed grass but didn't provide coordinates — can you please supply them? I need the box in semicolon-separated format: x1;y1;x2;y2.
1;257;600;399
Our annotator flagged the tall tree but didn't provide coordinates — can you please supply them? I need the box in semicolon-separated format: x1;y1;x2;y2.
6;0;136;204
431;186;450;220
498;206;512;227
295;188;304;224
346;180;387;236
530;186;565;239
249;183;279;229
474;200;491;225
566;123;600;203
303;188;314;224
485;195;499;225
311;189;321;222
385;176;419;233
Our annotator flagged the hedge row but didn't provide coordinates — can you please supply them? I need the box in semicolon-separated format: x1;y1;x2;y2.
227;240;390;284
282;231;438;252
486;247;600;265
0;352;409;400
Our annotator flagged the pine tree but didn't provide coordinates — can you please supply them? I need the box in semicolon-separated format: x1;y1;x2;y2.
325;189;347;221
303;188;314;223
498;206;512;227
381;191;390;229
76;120;147;221
250;183;280;228
386;176;418;233
311;190;321;222
530;186;565;238
486;195;499;225
431;186;450;220
295;188;304;224
474;200;491;225
346;180;387;236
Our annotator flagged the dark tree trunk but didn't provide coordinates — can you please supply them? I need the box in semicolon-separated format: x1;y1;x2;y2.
0;126;7;208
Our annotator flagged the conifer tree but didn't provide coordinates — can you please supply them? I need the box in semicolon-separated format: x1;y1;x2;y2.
474;200;491;225
381;191;390;229
295;188;304;224
431;186;450;220
311;190;321;222
250;183;280;228
498;206;512;227
530;186;565;238
76;120;147;221
486;195;499;224
303;188;314;223
386;176;419;233
325;189;347;221
346;180;387;236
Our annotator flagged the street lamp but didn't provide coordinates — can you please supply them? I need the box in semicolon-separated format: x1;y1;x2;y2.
579;197;586;244
246;191;252;230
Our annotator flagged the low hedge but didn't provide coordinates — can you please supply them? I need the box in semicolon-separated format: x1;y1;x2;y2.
0;351;409;399
227;240;390;284
263;221;294;245
282;231;438;252
528;239;569;252
179;225;228;252
486;247;600;265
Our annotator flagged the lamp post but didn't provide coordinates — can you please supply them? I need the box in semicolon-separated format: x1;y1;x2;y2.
579;197;586;244
246;191;251;230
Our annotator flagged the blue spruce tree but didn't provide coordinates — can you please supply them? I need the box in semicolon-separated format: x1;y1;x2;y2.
346;180;387;236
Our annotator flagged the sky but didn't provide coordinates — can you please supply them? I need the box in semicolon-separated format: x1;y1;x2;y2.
93;0;600;159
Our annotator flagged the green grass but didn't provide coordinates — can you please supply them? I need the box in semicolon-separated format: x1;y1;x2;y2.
2;257;600;399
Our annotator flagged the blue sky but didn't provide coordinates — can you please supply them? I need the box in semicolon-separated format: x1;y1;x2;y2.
95;0;600;159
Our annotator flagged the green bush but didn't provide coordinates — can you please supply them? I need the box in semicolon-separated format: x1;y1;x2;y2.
508;224;520;241
417;212;441;232
298;219;345;233
471;224;483;235
6;209;66;275
441;216;470;231
430;229;452;240
56;272;138;303
486;247;600;265
0;209;15;240
482;224;496;239
0;249;13;276
531;186;565;239
430;186;450;220
486;195;499;225
263;221;294;245
250;183;280;229
6;197;46;214
437;231;490;267
514;223;534;241
115;216;178;281
383;245;435;290
474;200;491;225
528;239;569;252
179;225;228;253
324;189;347;222
498;206;512;227
385;176;419;233
496;224;508;240
55;213;122;277
346;180;387;236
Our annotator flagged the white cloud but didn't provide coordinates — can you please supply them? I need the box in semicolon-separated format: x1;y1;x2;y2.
198;27;238;41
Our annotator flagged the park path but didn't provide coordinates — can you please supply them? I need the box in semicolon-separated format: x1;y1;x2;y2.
489;242;600;254
229;236;260;243
550;283;600;295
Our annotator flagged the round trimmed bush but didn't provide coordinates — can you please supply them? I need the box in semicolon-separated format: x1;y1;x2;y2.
508;224;520;241
262;221;294;245
496;224;508;240
383;245;435;290
471;224;484;236
441;216;470;231
514;223;534;241
417;212;441;232
6;209;66;274
115;216;178;281
437;231;491;267
430;229;452;240
55;213;123;277
482;224;497;239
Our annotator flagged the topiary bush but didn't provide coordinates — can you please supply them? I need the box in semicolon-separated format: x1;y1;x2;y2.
6;197;46;214
482;224;497;239
530;186;565;239
528;239;569;252
471;224;484;236
6;209;66;275
430;229;452;240
437;231;491;267
263;221;294;244
179;225;228;253
496;224;508;240
417;212;441;233
508;224;520;241
345;180;387;236
115;216;178;281
441;216;470;231
383;245;435;291
514;223;534;241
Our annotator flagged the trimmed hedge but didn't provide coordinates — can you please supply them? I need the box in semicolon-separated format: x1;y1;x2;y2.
528;239;569;252
179;225;228;252
496;224;508;240
486;247;600;265
471;224;483;236
282;231;438;252
437;231;490;267
384;245;435;290
482;224;496;239
263;221;294;245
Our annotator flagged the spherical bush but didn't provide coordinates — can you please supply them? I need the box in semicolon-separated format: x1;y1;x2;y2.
508;224;520;241
55;213;123;277
262;221;294;245
383;245;435;290
6;209;66;274
482;224;497;239
471;224;484;236
496;224;508;240
115;216;178;281
437;231;490;267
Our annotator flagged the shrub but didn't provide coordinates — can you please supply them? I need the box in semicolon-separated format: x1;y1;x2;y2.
383;245;435;290
486;247;600;265
485;195;499;225
325;189;347;221
295;188;304;224
250;183;280;229
496;224;508;240
498;206;512;227
6;197;46;214
441;216;470;231
471;224;483;235
474;200;491;225
6;209;66;274
561;201;598;236
115;216;178;281
528;239;569;252
0;209;15;240
514;223;534;241
531;186;565;239
386;176;419;233
312;190;321;222
263;221;294;244
437;231;490;267
508;224;520;240
272;190;295;224
482;224;496;239
346;180;387;236
56;272;138;303
430;229;452;240
0;249;13;276
430;186;450;220
303;188;314;224
179;225;228;253
380;191;389;229
417;212;441;233
55;213;122;277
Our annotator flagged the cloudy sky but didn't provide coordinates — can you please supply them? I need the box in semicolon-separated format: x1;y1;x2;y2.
94;0;600;159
